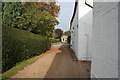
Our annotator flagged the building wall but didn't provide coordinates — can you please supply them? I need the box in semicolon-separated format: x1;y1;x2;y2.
70;4;78;57
77;0;93;60
118;2;120;79
91;2;119;78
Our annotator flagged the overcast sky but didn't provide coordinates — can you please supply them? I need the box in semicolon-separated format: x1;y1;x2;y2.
55;1;75;32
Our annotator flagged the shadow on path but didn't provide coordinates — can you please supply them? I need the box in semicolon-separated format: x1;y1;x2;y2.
44;43;91;78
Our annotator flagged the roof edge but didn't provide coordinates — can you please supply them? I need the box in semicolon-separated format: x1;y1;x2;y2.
70;0;78;29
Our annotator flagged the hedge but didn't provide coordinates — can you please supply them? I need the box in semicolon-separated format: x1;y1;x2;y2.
2;26;51;72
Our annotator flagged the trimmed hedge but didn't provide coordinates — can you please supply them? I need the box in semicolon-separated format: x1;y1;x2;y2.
49;39;60;43
2;26;51;72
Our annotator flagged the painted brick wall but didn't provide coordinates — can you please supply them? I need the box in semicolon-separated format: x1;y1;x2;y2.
71;4;78;57
91;2;119;78
118;2;120;79
71;0;93;61
77;0;93;60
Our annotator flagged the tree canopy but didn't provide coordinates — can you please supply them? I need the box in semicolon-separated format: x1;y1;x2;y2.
2;2;23;27
55;28;63;39
2;2;60;37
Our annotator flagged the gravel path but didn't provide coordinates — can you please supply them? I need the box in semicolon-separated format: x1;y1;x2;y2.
11;43;91;78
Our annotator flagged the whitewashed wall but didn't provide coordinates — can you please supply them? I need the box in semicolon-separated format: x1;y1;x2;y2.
77;0;93;60
71;4;78;56
118;2;120;79
71;0;93;61
91;1;119;78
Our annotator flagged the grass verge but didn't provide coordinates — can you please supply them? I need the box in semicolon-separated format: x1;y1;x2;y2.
2;54;45;79
52;42;61;45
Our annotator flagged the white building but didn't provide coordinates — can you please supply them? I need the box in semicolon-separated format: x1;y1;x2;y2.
70;0;119;78
91;0;119;78
70;0;93;61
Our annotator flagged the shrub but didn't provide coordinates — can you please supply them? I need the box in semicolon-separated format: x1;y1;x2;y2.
67;36;71;44
2;26;51;72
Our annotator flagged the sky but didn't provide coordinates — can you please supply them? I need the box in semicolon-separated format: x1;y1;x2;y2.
55;1;75;32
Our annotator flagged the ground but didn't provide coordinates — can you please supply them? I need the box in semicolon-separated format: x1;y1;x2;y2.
11;43;91;78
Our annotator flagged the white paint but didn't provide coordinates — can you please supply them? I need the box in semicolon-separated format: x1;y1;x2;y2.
71;0;119;78
78;0;93;60
71;0;93;61
70;4;78;56
91;2;119;78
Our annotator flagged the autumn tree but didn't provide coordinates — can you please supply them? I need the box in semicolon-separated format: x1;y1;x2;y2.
16;2;60;37
2;2;60;37
34;2;60;17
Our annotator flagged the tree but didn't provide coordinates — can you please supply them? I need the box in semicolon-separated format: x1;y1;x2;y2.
64;31;71;36
33;2;60;17
47;2;60;17
2;2;24;27
55;28;63;39
2;2;60;38
16;2;59;37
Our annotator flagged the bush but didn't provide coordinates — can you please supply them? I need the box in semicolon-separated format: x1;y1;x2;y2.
67;36;71;44
2;26;51;72
49;39;60;43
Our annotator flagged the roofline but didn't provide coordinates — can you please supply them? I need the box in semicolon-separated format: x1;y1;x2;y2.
70;0;78;29
70;0;93;29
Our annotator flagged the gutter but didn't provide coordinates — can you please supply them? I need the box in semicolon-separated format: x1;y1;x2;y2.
85;0;93;8
70;0;93;29
70;0;78;29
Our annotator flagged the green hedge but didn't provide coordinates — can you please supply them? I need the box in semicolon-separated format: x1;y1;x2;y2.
49;39;60;43
2;26;51;72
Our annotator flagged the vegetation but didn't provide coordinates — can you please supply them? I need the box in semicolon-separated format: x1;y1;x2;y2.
2;2;24;27
55;28;63;39
67;36;71;44
2;54;45;79
64;31;71;36
16;2;60;37
0;12;2;21
64;31;71;44
2;2;60;38
51;42;61;45
2;26;51;73
2;2;60;75
49;39;60;43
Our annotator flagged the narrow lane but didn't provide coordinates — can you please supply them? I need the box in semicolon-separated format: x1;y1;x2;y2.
12;43;91;78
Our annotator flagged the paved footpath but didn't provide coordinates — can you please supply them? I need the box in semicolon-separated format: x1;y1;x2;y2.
11;43;91;78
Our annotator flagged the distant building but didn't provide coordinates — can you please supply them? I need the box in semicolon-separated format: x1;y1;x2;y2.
61;35;67;43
